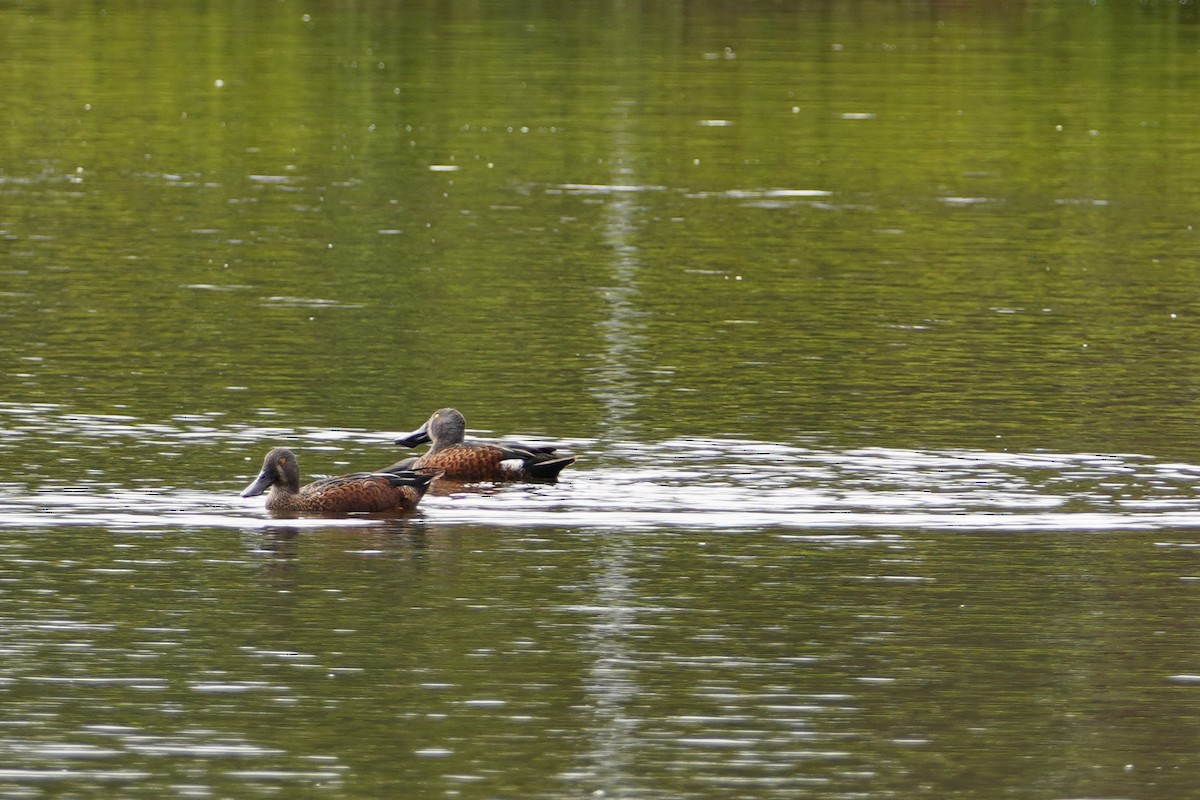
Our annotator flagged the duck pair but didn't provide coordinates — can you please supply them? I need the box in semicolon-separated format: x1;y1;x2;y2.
242;408;576;514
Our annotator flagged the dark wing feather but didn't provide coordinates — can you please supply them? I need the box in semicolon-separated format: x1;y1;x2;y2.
380;456;420;473
496;445;576;481
496;441;560;456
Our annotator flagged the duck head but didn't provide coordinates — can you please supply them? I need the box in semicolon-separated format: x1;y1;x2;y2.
242;447;301;497
395;408;466;450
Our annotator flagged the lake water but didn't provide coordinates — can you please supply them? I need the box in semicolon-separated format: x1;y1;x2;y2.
4;1;1200;797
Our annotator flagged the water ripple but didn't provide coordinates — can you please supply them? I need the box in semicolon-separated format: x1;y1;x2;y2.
3;405;1200;532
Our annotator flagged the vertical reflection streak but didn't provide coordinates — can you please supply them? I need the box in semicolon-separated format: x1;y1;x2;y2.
578;93;648;797
579;546;642;796
592;98;646;442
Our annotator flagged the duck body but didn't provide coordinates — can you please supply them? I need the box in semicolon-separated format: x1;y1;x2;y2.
392;408;575;483
243;447;436;513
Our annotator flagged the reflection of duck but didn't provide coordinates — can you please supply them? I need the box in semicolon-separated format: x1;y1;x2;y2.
390;408;575;483
242;447;437;513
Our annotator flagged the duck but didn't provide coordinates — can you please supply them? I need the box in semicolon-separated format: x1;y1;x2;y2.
242;447;437;513
390;408;575;483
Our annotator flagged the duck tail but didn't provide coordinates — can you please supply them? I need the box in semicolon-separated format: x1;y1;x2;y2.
526;455;576;482
385;469;443;498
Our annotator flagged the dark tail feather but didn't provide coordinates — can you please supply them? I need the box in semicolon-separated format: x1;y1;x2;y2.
385;469;442;499
526;455;576;482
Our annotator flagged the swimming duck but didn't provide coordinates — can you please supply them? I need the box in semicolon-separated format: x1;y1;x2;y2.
391;408;575;483
243;447;437;513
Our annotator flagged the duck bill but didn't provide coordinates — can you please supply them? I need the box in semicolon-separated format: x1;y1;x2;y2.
395;423;431;448
241;469;274;498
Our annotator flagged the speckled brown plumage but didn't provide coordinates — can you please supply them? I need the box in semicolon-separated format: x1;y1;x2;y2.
243;447;437;514
392;408;575;483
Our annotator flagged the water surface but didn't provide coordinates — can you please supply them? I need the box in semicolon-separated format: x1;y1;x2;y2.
4;1;1200;797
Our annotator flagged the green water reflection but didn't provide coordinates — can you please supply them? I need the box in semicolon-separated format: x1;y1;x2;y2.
3;1;1200;458
4;1;1200;797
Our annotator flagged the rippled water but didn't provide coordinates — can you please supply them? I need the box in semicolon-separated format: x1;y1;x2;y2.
7;402;1200;533
4;401;1200;797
